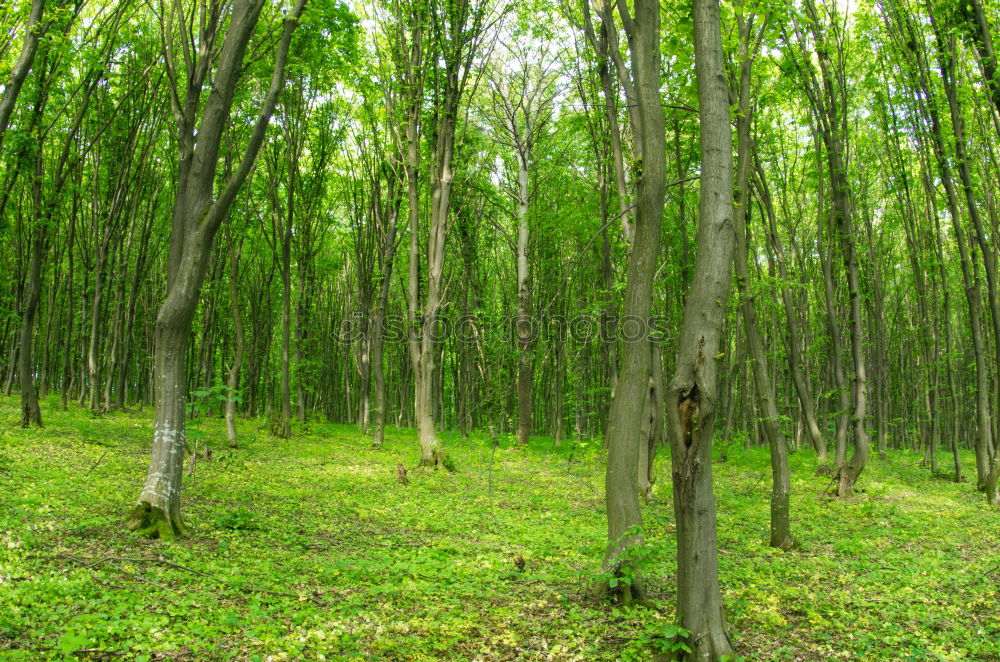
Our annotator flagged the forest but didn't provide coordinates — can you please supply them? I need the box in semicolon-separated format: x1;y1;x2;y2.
1;0;999;659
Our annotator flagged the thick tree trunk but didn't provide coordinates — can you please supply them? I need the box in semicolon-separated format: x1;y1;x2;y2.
128;316;190;538
129;0;305;536
664;0;735;654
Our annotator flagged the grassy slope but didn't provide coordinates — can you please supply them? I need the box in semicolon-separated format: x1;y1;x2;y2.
0;395;998;661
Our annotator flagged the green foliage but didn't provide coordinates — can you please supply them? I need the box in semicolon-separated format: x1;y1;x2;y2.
636;620;692;657
1;395;999;660
212;507;260;532
188;382;242;419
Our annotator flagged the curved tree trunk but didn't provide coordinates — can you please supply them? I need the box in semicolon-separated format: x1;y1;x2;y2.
594;0;664;604
128;0;305;536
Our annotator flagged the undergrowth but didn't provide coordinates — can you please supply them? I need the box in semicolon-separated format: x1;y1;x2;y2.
1;395;998;660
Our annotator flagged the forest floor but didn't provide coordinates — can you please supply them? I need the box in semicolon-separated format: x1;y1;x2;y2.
1;395;998;661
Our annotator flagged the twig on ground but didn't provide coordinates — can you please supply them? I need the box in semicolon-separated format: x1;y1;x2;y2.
84;450;108;476
744;473;766;495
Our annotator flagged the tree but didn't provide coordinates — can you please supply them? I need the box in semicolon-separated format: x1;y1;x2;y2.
788;0;869;496
664;0;735;655
594;0;664;604
731;6;792;549
389;0;491;467
127;0;308;537
484;34;558;447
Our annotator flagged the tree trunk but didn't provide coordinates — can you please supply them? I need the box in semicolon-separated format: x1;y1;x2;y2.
225;232;244;448
129;0;305;536
664;0;735;654
595;0;664;604
755;159;827;468
515;149;532;446
0;0;46;152
732;16;792;548
814;133;850;470
19;227;44;427
372;196;400;448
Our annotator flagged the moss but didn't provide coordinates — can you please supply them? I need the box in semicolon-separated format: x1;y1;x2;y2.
436;448;456;473
126;502;187;539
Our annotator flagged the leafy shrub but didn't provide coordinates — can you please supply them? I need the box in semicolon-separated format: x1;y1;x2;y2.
212;507;260;531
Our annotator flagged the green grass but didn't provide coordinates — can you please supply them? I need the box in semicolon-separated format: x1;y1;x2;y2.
1;394;998;661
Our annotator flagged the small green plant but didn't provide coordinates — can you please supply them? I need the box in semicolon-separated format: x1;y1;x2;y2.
188;382;242;419
586;526;664;603
212;507;260;531
637;621;693;657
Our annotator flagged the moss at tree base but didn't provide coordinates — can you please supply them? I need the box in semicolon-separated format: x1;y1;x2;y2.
126;502;188;539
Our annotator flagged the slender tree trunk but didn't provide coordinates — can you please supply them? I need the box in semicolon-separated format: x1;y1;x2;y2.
372;199;400;448
755;160;827;467
596;0;664;604
0;0;46;152
733;18;792;548
19;227;44;427
515;149;532;446
895;1;997;489
225;232;244;448
60;199;77;409
930;16;1000;500
816;146;849;470
87;229;111;413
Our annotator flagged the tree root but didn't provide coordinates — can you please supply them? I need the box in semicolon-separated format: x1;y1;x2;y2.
126;503;187;539
418;448;456;472
588;573;652;607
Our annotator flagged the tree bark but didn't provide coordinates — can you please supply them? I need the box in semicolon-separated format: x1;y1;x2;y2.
596;0;664;604
664;0;735;654
128;0;305;537
19;226;44;427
